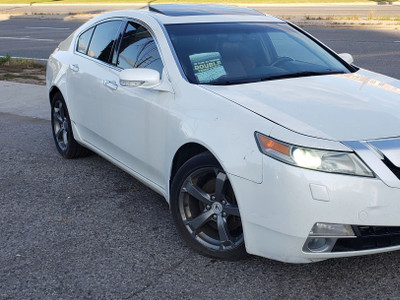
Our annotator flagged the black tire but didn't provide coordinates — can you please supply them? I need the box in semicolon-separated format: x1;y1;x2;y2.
51;91;91;159
171;152;247;260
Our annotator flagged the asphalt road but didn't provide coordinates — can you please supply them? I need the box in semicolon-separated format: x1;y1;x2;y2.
2;19;400;299
3;113;400;299
1;19;400;79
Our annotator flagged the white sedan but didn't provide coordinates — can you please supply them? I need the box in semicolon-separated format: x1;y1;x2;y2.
46;4;400;263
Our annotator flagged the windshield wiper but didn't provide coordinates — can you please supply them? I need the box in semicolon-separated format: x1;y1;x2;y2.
206;71;346;86
259;70;346;82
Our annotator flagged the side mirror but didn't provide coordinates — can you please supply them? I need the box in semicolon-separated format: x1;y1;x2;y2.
119;68;160;88
338;53;354;65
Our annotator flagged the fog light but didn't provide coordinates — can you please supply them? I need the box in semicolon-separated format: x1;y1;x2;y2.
303;223;356;253
307;238;329;252
310;222;355;237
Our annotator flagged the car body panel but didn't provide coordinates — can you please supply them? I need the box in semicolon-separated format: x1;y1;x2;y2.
203;69;400;141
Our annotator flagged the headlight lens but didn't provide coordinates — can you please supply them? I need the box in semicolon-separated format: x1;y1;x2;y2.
255;133;373;177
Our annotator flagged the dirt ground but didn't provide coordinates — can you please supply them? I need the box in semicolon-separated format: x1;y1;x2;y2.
0;59;46;85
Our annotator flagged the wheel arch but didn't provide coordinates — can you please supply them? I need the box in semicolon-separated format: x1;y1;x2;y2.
170;143;210;187
49;86;62;104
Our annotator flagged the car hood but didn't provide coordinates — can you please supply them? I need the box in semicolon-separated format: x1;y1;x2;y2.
202;69;400;141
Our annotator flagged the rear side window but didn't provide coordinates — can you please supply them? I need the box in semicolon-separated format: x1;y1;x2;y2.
77;27;94;54
87;21;122;63
117;22;163;73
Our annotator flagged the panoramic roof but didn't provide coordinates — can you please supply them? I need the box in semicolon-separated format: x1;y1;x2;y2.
149;4;264;17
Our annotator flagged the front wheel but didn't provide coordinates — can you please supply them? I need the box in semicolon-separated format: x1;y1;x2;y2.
170;152;246;260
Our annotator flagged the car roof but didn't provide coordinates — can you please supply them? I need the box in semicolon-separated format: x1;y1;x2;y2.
145;4;284;24
148;4;264;17
81;4;284;31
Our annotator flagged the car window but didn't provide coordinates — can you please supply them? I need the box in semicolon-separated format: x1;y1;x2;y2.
268;31;325;66
166;23;350;85
77;27;94;55
117;22;163;74
87;21;122;63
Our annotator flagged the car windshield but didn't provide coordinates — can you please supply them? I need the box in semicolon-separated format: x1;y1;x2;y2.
166;22;351;85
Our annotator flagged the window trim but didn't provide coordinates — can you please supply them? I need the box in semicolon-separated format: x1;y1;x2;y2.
73;17;167;75
76;27;95;55
114;20;164;72
73;17;125;67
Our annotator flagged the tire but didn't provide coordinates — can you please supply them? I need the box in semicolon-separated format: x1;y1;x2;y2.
171;152;247;260
51;91;91;159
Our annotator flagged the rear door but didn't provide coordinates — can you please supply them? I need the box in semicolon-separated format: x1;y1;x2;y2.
67;19;123;148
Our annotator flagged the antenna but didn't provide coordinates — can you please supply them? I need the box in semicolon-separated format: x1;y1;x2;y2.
138;0;155;10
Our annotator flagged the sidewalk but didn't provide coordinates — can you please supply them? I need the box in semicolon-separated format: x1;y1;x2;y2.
0;81;49;120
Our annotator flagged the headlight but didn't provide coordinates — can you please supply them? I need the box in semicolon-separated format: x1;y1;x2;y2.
255;132;373;177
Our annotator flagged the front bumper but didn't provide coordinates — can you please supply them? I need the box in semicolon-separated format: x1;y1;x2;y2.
230;155;400;263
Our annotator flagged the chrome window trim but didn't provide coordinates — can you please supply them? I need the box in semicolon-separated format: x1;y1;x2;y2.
153;17;188;82
73;16;167;76
74;17;125;55
116;17;166;74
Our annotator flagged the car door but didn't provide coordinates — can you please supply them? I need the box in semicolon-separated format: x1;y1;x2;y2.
100;21;173;189
67;19;123;148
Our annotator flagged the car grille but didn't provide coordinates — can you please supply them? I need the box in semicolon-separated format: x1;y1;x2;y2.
382;156;400;180
332;226;400;252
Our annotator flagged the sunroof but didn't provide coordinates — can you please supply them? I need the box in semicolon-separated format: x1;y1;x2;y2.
149;4;264;17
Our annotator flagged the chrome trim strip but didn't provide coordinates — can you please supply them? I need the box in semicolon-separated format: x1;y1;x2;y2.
343;140;400;189
368;137;400;168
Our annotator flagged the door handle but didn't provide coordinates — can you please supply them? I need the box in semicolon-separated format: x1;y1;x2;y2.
69;64;79;72
103;80;118;91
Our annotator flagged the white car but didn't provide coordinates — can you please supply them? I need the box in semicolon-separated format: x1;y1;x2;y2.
46;4;400;263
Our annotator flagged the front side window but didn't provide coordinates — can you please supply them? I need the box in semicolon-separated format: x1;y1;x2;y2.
87;21;122;63
166;22;351;85
117;22;163;74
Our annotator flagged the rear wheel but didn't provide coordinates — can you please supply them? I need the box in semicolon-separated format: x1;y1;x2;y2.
51;92;90;158
171;152;246;260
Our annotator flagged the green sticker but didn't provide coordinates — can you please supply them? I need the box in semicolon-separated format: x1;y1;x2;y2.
189;52;227;83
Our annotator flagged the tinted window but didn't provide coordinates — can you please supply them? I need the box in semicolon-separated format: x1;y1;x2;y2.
166;23;350;85
269;31;325;66
117;22;163;73
77;27;94;54
87;21;121;63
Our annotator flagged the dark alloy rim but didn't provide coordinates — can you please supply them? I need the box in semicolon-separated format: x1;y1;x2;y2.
52;99;69;152
179;167;243;251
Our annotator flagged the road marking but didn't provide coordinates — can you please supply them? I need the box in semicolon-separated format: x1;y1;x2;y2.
356;51;400;58
394;41;400;43
0;36;55;42
25;26;70;30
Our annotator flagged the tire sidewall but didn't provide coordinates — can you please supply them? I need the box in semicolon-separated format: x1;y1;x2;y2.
170;152;246;260
51;92;73;158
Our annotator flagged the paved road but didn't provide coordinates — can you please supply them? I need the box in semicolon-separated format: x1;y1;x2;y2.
3;112;400;299
1;3;400;18
1;19;400;79
0;19;83;60
2;19;400;299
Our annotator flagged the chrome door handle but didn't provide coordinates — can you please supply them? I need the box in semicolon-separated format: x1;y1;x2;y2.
103;80;118;91
69;64;79;72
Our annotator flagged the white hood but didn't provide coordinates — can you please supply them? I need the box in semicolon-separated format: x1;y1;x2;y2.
203;69;400;141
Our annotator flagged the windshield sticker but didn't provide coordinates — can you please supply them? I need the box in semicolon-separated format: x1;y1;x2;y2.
189;52;226;84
